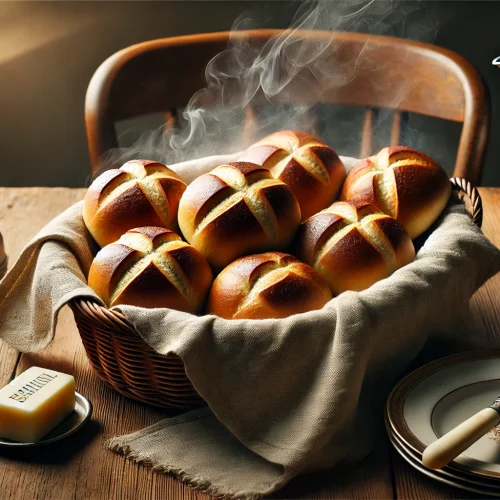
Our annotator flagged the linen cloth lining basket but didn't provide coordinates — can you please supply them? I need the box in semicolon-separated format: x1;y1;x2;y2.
68;177;483;410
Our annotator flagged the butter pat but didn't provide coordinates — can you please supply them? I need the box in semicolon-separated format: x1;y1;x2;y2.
0;367;75;443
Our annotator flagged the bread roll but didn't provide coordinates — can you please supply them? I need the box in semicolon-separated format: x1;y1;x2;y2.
296;201;415;295
239;130;346;220
340;146;451;239
83;160;187;247
178;162;301;269
88;226;213;312
207;252;332;319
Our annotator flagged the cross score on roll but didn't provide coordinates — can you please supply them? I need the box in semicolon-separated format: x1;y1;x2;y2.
178;162;301;270
82;133;451;319
239;130;346;221
207;252;332;319
341;146;451;239
295;201;416;295
83;160;187;247
88;227;213;313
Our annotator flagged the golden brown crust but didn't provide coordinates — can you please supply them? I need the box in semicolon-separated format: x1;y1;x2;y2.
295;201;415;295
316;226;388;293
83;160;187;247
178;162;301;269
341;146;451;238
371;216;416;268
88;227;213;312
87;243;142;304
239;130;346;220
294;212;346;265
206;252;332;319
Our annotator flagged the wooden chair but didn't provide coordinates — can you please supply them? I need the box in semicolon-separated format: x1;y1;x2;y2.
86;29;489;183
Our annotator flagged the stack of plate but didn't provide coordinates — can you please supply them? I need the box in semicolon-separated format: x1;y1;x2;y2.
386;350;500;497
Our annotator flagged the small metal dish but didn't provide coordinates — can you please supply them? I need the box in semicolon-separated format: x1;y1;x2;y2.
0;391;93;447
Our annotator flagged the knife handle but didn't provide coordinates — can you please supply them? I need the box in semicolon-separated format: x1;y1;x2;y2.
422;407;500;470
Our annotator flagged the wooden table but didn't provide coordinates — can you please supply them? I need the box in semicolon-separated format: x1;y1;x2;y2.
0;187;499;499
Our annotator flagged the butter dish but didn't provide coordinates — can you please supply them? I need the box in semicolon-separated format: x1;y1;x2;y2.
0;366;92;447
0;391;92;448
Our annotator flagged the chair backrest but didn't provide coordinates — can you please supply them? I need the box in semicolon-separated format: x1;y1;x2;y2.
86;29;489;183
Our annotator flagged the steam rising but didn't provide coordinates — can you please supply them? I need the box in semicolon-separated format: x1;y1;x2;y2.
100;0;441;175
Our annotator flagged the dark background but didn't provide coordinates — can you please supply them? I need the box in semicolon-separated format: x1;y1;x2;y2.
0;1;498;188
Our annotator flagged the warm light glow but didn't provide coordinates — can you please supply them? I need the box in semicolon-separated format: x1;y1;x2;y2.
0;4;103;65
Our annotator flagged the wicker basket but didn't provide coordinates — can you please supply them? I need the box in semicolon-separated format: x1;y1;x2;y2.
69;178;483;410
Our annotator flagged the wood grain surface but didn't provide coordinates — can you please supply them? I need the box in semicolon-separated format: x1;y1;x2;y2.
0;187;499;499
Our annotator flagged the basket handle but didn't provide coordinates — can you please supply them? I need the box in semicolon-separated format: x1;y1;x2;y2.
450;177;483;228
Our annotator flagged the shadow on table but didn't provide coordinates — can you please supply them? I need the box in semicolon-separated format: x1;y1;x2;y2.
0;418;100;464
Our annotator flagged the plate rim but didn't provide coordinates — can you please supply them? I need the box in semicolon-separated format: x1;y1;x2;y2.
386;349;500;479
0;391;93;448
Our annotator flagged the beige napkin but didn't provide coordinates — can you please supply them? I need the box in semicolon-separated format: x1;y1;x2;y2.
0;154;499;499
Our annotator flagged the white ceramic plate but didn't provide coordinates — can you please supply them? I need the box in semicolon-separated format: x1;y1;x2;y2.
0;391;92;447
387;425;500;497
387;350;500;480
